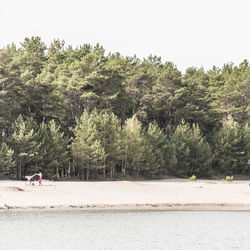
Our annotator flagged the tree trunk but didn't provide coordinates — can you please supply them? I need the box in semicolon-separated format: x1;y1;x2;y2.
56;166;59;178
17;165;22;180
67;161;71;178
110;167;113;179
80;167;85;181
86;168;89;181
122;161;126;176
110;161;115;179
19;165;22;180
133;169;137;179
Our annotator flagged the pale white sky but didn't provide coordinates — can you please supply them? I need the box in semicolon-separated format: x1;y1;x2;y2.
1;0;249;72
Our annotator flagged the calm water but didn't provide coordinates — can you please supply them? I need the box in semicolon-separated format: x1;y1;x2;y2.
1;210;250;250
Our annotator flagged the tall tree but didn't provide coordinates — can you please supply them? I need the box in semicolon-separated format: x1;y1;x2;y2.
123;115;144;177
179;67;216;137
123;56;160;125
0;142;15;177
37;120;69;179
213;115;249;175
143;122;168;177
71;111;105;180
10;115;39;180
170;120;212;177
90;110;122;178
151;62;182;128
0;44;23;136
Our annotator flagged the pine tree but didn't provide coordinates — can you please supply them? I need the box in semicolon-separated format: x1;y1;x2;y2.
123;115;144;177
71;111;105;180
90;110;122;178
0;44;23;136
213;115;249;174
152;62;182;128
0;142;15;177
209;61;250;126
170;120;212;177
143;122;168;177
37;120;69;179
242;123;250;173
10;115;39;180
179;67;216;136
123;56;160;125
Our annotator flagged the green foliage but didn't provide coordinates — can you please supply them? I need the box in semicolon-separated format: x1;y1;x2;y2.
9;115;39;180
169;121;212;177
143;122;168;177
0;37;249;180
71;110;105;180
225;176;234;181
213;116;249;175
151;62;183;128
37;120;69;178
123;115;144;177
0;142;15;177
209;61;250;125
89;110;122;178
189;175;197;181
180;67;217;136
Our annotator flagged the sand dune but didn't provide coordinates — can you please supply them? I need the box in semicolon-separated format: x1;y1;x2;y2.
1;179;250;211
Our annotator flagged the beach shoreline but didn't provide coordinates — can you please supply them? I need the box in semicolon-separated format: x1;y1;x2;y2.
1;179;250;211
2;203;250;212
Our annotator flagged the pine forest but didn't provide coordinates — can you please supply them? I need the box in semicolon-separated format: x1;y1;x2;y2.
0;37;249;180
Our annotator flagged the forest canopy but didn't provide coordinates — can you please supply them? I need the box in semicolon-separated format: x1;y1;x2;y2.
0;37;249;180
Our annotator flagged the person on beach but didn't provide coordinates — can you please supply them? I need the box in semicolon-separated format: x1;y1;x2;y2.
38;172;42;186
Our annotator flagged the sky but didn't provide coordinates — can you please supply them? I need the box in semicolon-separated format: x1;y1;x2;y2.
1;0;249;72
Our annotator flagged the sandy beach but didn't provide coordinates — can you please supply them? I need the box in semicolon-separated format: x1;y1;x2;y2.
1;179;250;211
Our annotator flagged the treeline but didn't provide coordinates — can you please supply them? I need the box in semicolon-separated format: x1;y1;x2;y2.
0;37;249;180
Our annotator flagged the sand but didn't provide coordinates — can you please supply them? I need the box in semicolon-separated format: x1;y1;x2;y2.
1;179;250;211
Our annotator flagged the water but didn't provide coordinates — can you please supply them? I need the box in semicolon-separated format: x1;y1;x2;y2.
1;210;250;250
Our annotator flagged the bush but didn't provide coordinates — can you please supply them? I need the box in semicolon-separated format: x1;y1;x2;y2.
225;176;234;181
189;175;197;181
